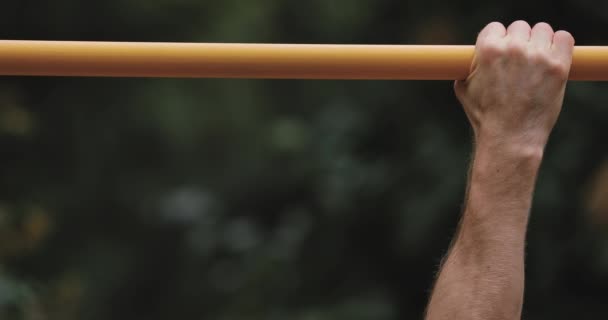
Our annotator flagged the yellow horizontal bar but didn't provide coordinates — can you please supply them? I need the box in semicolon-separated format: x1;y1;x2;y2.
0;40;606;80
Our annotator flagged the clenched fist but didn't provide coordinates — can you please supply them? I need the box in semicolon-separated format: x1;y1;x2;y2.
455;21;575;152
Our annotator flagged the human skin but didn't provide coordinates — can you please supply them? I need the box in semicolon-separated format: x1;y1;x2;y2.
424;21;575;320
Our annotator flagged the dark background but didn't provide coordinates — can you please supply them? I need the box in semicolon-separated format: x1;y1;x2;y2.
1;0;608;319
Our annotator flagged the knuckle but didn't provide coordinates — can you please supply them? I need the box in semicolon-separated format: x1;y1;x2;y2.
477;39;503;62
533;22;553;31
526;50;541;64
509;20;531;30
487;21;505;30
555;30;575;44
555;30;573;39
528;49;551;64
505;40;526;57
545;59;569;79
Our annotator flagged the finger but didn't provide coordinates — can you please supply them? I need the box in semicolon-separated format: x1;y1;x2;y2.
552;30;575;63
530;22;554;49
507;20;532;42
476;22;506;43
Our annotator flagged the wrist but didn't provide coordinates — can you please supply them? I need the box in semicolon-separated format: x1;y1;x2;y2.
467;134;544;217
473;123;551;154
472;137;544;180
473;129;545;170
460;135;542;237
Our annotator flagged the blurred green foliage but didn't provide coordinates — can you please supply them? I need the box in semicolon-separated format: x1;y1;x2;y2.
1;0;608;319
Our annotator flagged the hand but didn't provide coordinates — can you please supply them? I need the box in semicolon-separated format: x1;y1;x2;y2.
455;21;575;151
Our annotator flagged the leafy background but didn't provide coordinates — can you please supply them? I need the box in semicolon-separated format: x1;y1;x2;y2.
1;0;608;319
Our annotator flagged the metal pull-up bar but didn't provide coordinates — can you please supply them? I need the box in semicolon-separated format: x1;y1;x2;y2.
0;40;607;80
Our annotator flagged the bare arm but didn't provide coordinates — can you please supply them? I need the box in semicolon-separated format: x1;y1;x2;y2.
425;21;574;320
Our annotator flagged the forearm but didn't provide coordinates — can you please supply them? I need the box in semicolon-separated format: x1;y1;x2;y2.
425;138;543;320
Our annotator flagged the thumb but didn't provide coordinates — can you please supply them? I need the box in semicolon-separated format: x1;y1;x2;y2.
453;80;467;104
